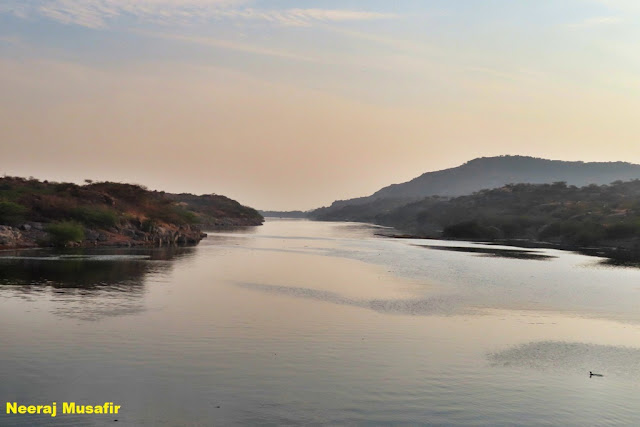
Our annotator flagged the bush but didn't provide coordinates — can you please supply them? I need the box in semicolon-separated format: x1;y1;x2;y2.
71;206;119;228
149;206;198;225
0;201;28;225
141;219;157;232
605;222;640;239
46;221;85;246
443;221;501;239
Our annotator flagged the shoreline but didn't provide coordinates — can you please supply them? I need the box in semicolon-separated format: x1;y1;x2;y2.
374;233;640;263
0;220;264;251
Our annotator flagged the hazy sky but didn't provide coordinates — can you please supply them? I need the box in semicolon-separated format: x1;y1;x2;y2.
1;1;639;210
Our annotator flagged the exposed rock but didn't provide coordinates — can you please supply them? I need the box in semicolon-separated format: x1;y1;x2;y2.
0;226;22;246
85;230;100;241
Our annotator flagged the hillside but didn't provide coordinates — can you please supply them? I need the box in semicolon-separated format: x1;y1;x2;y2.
0;177;263;249
167;193;263;227
376;180;640;259
259;210;309;218
311;156;640;221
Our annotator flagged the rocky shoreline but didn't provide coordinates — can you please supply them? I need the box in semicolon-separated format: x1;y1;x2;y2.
0;176;265;250
0;222;207;249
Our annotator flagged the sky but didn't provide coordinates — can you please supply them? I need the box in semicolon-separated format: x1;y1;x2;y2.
1;0;640;210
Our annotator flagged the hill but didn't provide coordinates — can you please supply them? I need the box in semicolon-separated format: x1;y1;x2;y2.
0;177;263;248
167;193;263;227
310;156;640;221
376;180;640;259
259;210;309;218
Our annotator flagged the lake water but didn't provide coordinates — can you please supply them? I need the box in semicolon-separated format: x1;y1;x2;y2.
2;219;640;426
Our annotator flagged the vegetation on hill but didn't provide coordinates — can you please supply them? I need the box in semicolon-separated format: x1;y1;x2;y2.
372;180;640;258
0;177;263;248
259;210;309;218
311;156;640;221
167;193;263;227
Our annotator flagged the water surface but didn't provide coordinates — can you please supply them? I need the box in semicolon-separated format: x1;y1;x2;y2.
1;219;640;425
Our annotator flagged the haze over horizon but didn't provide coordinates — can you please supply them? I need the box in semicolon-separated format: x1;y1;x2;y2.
2;1;640;210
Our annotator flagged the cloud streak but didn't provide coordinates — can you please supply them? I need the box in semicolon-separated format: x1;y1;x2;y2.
0;0;396;29
567;16;622;29
136;30;325;63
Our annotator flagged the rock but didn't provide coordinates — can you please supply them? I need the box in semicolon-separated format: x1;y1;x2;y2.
20;224;32;231
97;233;108;242
85;230;100;241
122;229;136;238
0;226;22;246
30;222;44;231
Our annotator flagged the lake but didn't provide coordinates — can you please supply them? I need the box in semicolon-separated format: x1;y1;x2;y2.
1;219;640;426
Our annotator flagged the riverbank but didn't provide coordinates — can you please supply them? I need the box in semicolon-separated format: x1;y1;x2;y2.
374;232;640;262
0;222;207;249
0;176;263;249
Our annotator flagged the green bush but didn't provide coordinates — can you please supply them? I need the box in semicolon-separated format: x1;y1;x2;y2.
141;219;157;232
443;221;501;239
605;222;640;239
150;206;198;225
0;201;28;225
46;221;85;246
71;206;118;228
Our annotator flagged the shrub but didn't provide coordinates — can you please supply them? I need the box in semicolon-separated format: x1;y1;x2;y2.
141;219;157;232
149;206;198;225
443;221;501;239
71;206;119;228
46;221;85;246
0;201;28;225
605;222;640;239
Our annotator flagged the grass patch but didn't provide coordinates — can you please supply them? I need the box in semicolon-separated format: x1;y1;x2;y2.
0;201;28;225
71;206;119;228
46;221;85;246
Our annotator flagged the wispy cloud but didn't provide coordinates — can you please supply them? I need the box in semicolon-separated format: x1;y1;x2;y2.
0;35;22;46
136;30;325;63
0;1;396;29
567;16;622;29
264;9;397;27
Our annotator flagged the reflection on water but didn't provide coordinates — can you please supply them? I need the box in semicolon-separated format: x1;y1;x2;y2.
418;244;556;260
489;341;640;379
2;220;640;425
237;282;472;316
0;247;196;320
597;258;640;269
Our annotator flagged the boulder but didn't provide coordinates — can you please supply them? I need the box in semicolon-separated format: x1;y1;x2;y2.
0;226;22;246
85;230;100;241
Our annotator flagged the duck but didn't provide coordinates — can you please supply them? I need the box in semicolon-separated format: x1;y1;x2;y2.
589;371;603;377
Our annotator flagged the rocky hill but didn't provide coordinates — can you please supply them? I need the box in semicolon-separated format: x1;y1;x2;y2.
166;193;263;228
311;156;640;221
0;177;263;249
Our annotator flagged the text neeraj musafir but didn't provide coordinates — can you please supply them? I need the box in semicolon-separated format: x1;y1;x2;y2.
6;402;121;418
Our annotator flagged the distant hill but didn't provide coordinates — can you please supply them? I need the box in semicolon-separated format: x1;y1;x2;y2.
167;193;263;227
310;156;640;221
259;210;309;218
